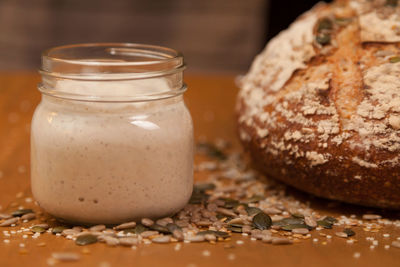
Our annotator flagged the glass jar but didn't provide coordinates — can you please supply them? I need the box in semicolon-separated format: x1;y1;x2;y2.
31;43;193;225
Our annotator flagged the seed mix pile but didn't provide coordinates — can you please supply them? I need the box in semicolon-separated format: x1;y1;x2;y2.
1;140;400;263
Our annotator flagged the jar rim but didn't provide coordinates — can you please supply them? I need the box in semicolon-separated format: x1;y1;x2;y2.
40;43;185;81
39;43;187;102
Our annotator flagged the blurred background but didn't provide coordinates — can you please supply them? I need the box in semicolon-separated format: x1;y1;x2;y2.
0;0;327;73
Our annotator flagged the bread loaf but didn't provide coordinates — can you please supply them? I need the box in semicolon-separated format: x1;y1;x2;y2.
237;0;400;208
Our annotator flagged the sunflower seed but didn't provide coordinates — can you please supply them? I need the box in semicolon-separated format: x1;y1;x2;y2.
304;216;317;228
12;209;33;217
152;235;171;243
20;213;35;221
62;229;79;236
172;229;184;241
141;218;154;227
114;221;136;230
392;241;400;248
216;207;236;217
362;214;381;220
0;213;12;220
75;234;97;246
141;231;159;238
52;252;80;262
156;217;173;227
186;235;205;242
262;235;272;243
204;234;216;241
119;237;139;246
103;236;119;246
0;217;19;227
335;232;348;238
197;230;230;238
90;225;106;232
292;228;309;235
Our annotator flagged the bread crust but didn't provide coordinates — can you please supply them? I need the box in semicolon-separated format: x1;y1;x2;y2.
236;0;400;209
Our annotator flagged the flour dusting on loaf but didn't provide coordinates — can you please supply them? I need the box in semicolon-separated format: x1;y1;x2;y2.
237;0;400;208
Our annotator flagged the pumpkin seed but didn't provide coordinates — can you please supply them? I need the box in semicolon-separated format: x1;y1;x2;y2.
197;230;230;238
196;143;227;160
194;183;216;192
390;56;400;63
273;217;304;226
253;212;272;230
281;224;310;231
317;18;333;32
227;226;242;233
317;220;333;229
189;191;209;204
323;216;337;224
0;217;19;227
291;213;304;219
75;234;98;246
150;224;170;234
134;224;148;234
31;226;46;233
316;34;331;45
52;226;67;234
166;223;181;233
344;228;355;237
12;209;33;217
245;207;262;216
220;198;240;209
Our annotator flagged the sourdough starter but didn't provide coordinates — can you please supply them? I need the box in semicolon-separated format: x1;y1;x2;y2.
31;79;193;224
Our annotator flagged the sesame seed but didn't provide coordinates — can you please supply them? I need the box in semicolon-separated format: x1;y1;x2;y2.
353;252;361;259
313;238;318;243
383;233;390;238
384;245;390;250
227;253;236;260
3;239;10;244
236;240;244;245
202;250;211;257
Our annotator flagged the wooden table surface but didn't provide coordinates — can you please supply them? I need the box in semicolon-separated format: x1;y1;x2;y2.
0;73;399;267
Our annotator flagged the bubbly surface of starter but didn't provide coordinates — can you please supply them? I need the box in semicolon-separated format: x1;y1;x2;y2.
31;79;193;224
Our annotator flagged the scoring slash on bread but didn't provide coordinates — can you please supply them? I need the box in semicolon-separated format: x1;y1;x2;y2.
236;0;400;209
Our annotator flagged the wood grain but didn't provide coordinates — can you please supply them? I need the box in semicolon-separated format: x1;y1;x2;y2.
0;73;399;267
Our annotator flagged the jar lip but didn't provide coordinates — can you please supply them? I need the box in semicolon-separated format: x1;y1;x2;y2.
40;43;185;80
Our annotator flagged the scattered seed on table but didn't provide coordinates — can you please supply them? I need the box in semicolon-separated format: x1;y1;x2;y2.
114;221;136;230
292;228;309;235
152;235;171;244
20;213;35;221
202;250;211;257
362;214;381;220
0;217;19;227
392;241;400;248
12;209;33;217
52;226;67;235
335;232;348;238
0;213;12;220
186;235;205;242
141;231;159;238
31;226;46;233
141;218;154;227
75;234;98;246
90;225;106;232
119;237;139;246
52;252;81;262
